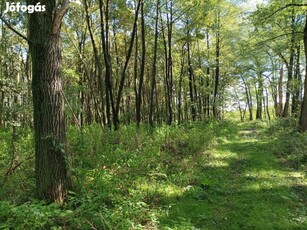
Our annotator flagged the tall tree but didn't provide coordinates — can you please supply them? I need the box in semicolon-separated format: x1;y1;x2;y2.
29;0;70;203
136;0;146;127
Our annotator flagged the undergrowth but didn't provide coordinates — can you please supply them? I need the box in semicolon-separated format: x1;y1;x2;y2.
0;119;306;229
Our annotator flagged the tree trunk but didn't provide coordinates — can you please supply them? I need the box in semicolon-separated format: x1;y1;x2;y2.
213;9;220;119
283;10;295;117
84;0;106;127
136;0;145;127
177;44;185;125
115;0;141;130
29;0;70;203
278;63;284;117
149;0;159;127
241;76;253;120
256;73;263;120
292;44;301;117
187;30;196;121
99;0;116;129
299;18;307;132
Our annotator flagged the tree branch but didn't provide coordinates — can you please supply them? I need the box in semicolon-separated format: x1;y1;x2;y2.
0;15;30;43
52;0;70;34
4;155;34;178
265;3;307;20
257;31;303;45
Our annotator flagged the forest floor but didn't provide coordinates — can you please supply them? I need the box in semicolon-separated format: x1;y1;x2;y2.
157;121;307;229
0;119;306;229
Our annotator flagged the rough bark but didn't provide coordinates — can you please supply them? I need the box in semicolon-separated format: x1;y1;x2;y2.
29;0;70;203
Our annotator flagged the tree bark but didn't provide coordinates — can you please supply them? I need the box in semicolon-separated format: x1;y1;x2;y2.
278;63;284;117
256;73;263;120
292;44;301;117
187;29;196;121
29;0;70;203
99;0;116;129
149;0;159;127
115;0;141;130
299;17;307;132
283;9;295;117
136;0;145;127
213;8;220;119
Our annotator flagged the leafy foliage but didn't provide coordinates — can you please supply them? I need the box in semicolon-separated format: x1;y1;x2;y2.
1;120;306;229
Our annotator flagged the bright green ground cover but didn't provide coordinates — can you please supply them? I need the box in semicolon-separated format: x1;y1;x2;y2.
0;119;306;229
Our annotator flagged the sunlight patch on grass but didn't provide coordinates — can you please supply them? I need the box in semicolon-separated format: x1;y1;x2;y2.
135;181;184;198
208;160;230;168
245;169;286;179
243;169;307;191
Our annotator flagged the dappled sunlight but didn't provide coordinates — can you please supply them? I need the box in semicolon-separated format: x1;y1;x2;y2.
135;180;184;198
208;160;230;168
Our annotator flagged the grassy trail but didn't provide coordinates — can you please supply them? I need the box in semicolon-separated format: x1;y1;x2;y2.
161;122;307;229
1;121;306;229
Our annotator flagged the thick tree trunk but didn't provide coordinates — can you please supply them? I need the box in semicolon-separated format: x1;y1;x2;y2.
29;0;70;203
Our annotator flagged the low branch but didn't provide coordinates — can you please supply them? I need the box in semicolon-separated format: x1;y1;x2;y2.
0;15;30;43
4;155;34;178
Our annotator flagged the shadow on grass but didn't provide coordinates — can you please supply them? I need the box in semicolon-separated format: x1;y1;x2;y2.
157;185;307;230
155;125;307;229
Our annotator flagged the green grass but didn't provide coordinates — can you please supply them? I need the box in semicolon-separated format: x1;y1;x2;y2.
0;120;306;229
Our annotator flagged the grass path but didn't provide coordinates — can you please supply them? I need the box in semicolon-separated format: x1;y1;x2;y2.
159;122;307;229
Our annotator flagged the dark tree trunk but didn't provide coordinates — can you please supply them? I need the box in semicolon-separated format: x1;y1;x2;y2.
160;0;173;125
241;76;253;120
213;10;220;119
177;44;185;125
256;73;263;120
299;18;307;132
283;10;295;117
265;88;271;120
99;0;116;129
149;0;159;127
84;0;106;126
136;0;145;127
278;63;284;117
115;0;141;130
292;44;301;117
187;31;196;121
29;0;70;203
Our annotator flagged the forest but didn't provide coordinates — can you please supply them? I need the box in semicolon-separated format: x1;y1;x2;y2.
0;0;306;229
